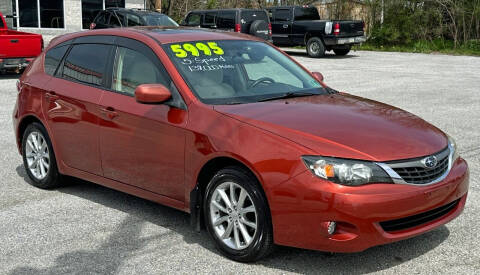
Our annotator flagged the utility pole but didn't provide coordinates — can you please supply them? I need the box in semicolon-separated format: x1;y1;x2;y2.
155;0;162;12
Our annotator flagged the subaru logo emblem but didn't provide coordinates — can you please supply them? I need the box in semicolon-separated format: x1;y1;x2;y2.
422;156;438;169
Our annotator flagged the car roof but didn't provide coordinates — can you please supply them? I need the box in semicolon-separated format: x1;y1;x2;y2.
189;9;266;13
48;27;263;49
106;8;168;16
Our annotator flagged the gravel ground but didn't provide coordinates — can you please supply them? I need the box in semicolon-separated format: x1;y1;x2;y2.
0;50;479;274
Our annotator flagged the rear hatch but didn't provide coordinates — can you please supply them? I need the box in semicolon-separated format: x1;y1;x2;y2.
334;20;364;37
0;30;42;59
240;10;270;40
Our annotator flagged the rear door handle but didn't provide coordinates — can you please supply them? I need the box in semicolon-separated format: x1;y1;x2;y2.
45;92;59;101
283;24;289;28
10;39;19;43
100;106;118;119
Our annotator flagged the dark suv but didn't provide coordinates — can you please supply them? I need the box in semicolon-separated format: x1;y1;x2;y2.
90;8;178;29
181;9;272;41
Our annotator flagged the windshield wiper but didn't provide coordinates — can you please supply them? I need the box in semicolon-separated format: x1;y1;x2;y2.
257;92;317;102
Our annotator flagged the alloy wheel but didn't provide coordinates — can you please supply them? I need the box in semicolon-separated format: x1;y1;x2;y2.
209;181;258;250
25;131;50;180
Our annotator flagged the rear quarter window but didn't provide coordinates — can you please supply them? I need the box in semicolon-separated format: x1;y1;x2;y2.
294;7;320;21
216;11;235;29
240;11;268;24
44;45;69;76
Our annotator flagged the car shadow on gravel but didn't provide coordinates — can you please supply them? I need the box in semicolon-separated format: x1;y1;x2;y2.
282;50;359;59
0;72;21;80
13;165;450;274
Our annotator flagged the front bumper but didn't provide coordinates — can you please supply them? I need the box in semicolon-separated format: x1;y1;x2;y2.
324;35;366;46
268;157;469;252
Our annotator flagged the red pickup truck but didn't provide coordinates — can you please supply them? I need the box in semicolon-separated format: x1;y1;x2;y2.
0;12;43;73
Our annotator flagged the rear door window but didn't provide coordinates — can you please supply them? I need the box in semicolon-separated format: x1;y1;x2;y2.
126;13;142;26
274;9;291;22
216;11;235;29
62;43;113;87
294;7;320;21
240;10;268;24
95;11;108;25
185;13;201;26
44;45;69;76
203;12;216;26
109;12;122;27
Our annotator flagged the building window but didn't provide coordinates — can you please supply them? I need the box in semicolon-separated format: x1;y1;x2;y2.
19;0;38;27
18;0;64;28
82;0;125;29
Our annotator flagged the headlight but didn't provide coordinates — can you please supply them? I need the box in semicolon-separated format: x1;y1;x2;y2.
448;135;459;161
302;156;393;186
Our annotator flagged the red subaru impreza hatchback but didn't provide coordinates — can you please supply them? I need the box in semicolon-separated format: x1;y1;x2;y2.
13;27;469;262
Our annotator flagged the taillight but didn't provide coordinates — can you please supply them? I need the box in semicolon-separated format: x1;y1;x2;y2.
89;23;96;30
234;23;241;32
268;23;272;36
333;23;340;35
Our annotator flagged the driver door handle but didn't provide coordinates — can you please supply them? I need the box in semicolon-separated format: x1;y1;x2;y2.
100;106;118;119
283;24;289;28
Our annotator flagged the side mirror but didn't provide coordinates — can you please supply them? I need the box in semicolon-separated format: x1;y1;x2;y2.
135;84;171;104
312;72;324;82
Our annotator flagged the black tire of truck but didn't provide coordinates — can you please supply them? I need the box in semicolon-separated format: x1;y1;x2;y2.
333;46;351;56
306;37;325;58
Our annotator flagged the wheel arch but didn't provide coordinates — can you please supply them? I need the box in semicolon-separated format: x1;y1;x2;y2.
189;155;271;232
17;114;44;152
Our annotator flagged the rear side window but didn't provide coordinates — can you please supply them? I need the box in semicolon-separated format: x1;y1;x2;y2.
294;7;320;21
216;11;235;29
62;44;112;86
204;12;216;25
44;45;69;76
274;9;291;22
240;10;268;23
126;14;142;26
112;47;167;96
109;13;122;27
185;13;201;26
95;11;108;24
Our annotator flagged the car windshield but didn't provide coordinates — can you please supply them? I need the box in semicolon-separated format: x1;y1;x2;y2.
142;14;178;26
163;40;325;105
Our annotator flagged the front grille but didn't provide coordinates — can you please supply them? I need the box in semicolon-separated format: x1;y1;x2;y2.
379;199;459;232
387;147;450;185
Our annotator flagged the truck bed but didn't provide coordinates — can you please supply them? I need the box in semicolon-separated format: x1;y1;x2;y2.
0;29;43;59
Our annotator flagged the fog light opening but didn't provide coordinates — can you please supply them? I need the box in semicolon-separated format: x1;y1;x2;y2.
327;221;337;235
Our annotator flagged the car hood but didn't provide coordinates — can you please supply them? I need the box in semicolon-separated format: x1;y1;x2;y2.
214;93;447;162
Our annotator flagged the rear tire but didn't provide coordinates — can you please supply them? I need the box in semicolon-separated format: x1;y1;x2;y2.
22;122;62;189
333;47;351;56
204;166;274;262
306;37;325;58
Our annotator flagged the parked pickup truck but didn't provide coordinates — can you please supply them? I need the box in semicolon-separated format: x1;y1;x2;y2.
266;6;366;57
0;12;43;73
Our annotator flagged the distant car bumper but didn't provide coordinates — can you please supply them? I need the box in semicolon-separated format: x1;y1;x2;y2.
0;58;34;70
324;35;366;46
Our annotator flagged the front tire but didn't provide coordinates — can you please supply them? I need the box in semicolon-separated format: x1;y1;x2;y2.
306;37;326;58
22;122;62;189
204;166;274;262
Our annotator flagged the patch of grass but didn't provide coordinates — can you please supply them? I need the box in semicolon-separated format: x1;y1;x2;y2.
354;39;480;56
